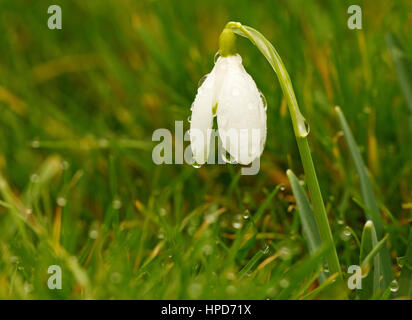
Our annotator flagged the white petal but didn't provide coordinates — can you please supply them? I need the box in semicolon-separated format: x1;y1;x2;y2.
189;68;216;165
216;55;267;165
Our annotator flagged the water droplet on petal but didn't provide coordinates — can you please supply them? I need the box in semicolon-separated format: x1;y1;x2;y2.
198;74;208;88
220;150;236;164
192;161;202;169
214;51;221;64
259;90;267;110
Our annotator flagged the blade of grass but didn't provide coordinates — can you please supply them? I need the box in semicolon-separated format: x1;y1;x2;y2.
287;169;327;282
398;226;412;298
361;234;389;272
276;245;335;299
386;33;412;133
335;106;393;289
238;249;265;279
359;220;380;299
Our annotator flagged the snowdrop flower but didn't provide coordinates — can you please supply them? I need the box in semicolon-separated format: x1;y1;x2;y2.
190;31;267;165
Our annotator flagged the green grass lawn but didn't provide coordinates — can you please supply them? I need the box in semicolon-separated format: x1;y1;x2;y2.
0;0;411;299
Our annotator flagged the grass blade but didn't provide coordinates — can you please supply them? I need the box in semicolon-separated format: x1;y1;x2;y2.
361;234;389;271
287;169;326;282
359;220;380;299
399;227;412;298
335;106;393;289
386;33;412;132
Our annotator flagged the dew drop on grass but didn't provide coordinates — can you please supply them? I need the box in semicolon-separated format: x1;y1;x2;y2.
340;226;352;241
322;263;330;274
266;287;277;298
303;119;310;135
57;197;67;207
397;256;405;268
26;208;32;215
361;263;370;278
390;279;399;292
225;285;237;295
24;282;33;294
243;210;250;220
89;229;98;239
31;140;40;148
279;278;290;288
202;244;213;256
188;282;203;299
10;256;19;264
232;214;243;229
112;199;122;210
262;245;270;255
110;272;122;284
226;271;235;281
30;174;39;183
279;246;291;260
204;213;217;224
61;160;69;170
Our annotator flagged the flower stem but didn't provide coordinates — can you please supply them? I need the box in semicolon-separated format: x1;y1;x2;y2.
223;22;342;278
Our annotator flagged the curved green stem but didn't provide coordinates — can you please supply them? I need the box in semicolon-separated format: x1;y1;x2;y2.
223;21;342;278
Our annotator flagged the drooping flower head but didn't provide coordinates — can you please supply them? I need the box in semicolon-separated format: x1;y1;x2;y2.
189;29;267;166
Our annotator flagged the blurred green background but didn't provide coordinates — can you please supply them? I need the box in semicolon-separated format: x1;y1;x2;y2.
0;0;411;299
